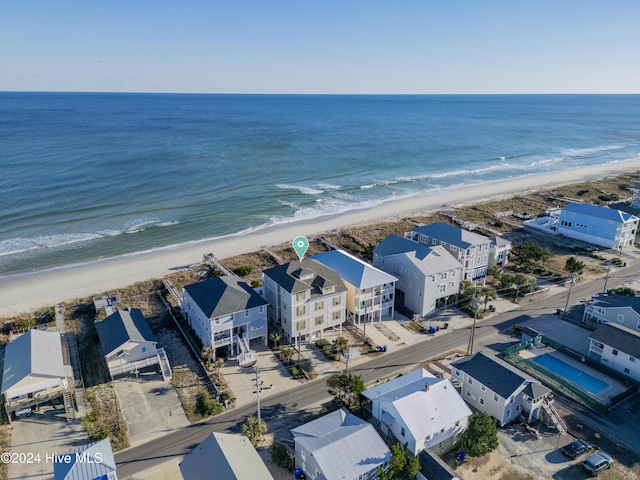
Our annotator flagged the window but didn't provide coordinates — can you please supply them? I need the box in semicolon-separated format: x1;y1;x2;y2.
315;316;323;326
141;347;147;353
452;270;456;277
450;282;455;288
480;398;485;405
409;282;413;289
332;296;341;306
454;369;460;376
455;421;460;427
516;405;521;411
392;262;397;270
431;275;436;282
438;284;446;293
400;278;404;287
451;246;457;252
259;306;264;314
401;266;409;274
214;318;220;325
245;310;250;317
494;393;499;402
466;390;471;397
296;321;306;331
296;306;305;316
483;255;487;263
481;385;486;391
414;272;418;278
332;311;341;321
631;356;637;363
401;427;405;437
468;378;473;384
418;292;422;298
295;292;306;302
301;450;306;461
617;314;625;323
432;239;436;245
506;409;511;418
612;349;618;356
624;367;630;374
440;272;447;280
315;301;323;311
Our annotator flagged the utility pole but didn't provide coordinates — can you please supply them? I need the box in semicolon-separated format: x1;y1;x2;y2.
467;282;478;356
603;260;611;294
563;276;577;318
255;367;262;425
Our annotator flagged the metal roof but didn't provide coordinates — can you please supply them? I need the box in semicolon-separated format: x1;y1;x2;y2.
179;433;274;480
291;408;390;480
374;235;461;275
363;369;471;441
94;308;156;357
263;259;347;296
54;438;117;480
451;352;541;399
562;202;638;223
1;329;69;395
311;249;397;289
184;275;268;318
590;322;640;358
411;222;492;249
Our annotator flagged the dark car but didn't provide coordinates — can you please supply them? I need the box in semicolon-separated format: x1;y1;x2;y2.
582;452;613;476
561;439;592;459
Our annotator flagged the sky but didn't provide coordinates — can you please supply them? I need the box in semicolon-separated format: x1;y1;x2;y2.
1;1;639;94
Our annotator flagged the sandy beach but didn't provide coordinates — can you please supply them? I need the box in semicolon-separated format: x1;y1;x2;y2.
2;159;640;317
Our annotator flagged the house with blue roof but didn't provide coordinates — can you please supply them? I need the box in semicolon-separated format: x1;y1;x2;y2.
583;295;640;329
53;438;117;480
311;249;397;325
291;408;390;480
406;222;492;282
182;275;268;360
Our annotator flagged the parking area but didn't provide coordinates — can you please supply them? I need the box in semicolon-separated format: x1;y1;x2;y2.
7;401;88;480
114;369;189;446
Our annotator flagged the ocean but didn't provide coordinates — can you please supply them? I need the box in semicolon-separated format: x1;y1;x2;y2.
2;93;640;276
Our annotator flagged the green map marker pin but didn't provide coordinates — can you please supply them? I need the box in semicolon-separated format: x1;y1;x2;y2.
293;236;309;261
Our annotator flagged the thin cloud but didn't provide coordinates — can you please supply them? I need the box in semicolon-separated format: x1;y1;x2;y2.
98;59;111;64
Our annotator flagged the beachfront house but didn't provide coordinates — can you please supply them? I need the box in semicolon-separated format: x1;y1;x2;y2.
291;408;391;480
583;295;640;329
588;322;640;382
182;276;269;359
526;203;638;251
179;432;274;480
311;249;397;324
262;259;347;344
95;308;171;379
1;329;73;417
53;438;117;480
405;222;492;282
373;234;462;316
489;235;512;267
631;183;640;209
362;368;472;455
451;352;551;427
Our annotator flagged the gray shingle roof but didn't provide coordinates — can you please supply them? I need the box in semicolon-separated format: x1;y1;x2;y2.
522;382;551;400
291;408;390;480
54;438;117;480
94;308;156;357
184;275;268;318
374;234;461;275
263;259;347;297
562;202;638;223
311;249;397;289
1;329;69;394
591;295;640;314
590;322;640;358
411;222;491;249
451;352;536;399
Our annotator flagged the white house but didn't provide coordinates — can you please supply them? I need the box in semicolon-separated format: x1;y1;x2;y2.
631;182;640;209
182;275;269;359
588;322;640;381
311;249;397;324
362;368;472;455
54;438;118;480
583;295;640;331
489;235;512;268
406;222;492;282
262;259;347;344
95;308;170;379
373;234;462;316
1;329;73;416
526;203;638;250
179;433;274;480
291;408;391;480
451;352;552;427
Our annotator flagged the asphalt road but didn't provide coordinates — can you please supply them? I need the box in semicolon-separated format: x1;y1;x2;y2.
115;259;640;477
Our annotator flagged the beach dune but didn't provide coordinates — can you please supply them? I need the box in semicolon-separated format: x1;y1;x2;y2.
2;160;640;317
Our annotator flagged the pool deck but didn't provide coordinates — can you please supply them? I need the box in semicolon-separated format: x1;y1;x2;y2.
518;346;627;402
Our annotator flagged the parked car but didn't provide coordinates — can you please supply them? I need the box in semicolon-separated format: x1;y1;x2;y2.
582;452;613;476
561;439;592;459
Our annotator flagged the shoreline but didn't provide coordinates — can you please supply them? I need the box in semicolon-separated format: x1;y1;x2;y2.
2;159;640;317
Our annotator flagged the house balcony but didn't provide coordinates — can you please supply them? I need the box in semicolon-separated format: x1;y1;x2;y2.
5;388;66;413
213;335;238;348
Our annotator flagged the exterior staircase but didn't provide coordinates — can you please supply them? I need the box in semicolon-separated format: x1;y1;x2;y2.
237;337;256;366
542;398;567;434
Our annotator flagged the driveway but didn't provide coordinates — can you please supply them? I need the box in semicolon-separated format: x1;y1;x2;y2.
114;369;189;446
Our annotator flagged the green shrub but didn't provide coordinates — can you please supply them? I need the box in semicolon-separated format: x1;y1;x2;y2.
598;193;619;202
577;189;589;196
250;279;262;287
494;220;505;228
196;394;224;417
272;443;294;470
233;265;254;276
220;391;235;404
289;366;304;379
315;339;330;348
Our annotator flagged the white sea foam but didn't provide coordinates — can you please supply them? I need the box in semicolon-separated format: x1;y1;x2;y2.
562;145;623;157
315;183;341;190
360;184;375;189
276;183;324;195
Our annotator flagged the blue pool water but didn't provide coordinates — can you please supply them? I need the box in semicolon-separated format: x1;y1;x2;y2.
533;354;608;394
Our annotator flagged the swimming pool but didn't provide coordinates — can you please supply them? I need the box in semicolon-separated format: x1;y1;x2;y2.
532;353;608;394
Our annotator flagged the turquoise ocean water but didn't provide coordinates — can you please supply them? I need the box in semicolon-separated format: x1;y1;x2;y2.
2;93;640;276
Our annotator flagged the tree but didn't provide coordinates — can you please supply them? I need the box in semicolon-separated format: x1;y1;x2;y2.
487;265;503;287
326;373;365;408
334;336;350;361
196;394;224;417
242;416;267;447
479;286;497;312
540;248;554;269
377;443;420;480
565;256;585;277
281;347;294;365
499;273;515;291
607;286;637;297
459;280;476;306
201;346;213;365
461;412;499;457
213;357;225;382
509;241;542;271
513;273;532;299
269;331;281;349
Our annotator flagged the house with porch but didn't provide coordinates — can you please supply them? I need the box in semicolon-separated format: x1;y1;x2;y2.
262;259;347;344
373;234;462;316
182;275;268;361
489;235;511;267
311;249;397;325
588;322;640;381
362;368;472;455
583;295;640;331
291;408;390;480
630;182;640;209
1;329;73;416
405;222;492;282
179;432;274;480
95;308;171;379
451;352;553;427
